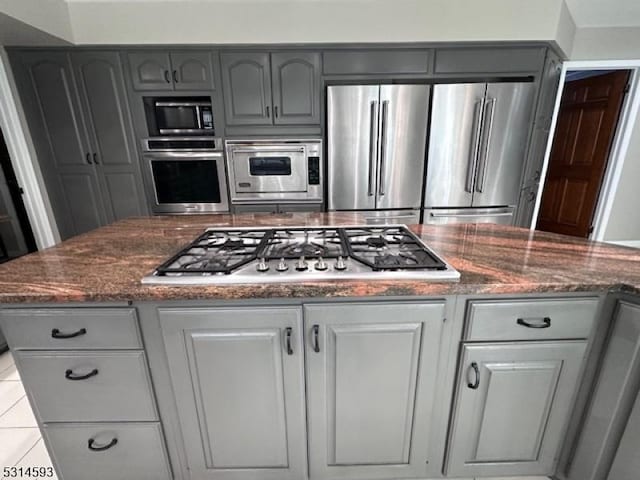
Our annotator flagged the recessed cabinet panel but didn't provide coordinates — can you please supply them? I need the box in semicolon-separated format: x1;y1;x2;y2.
159;307;307;480
322;50;430;75
171;51;214;90
271;52;320;125
103;173;145;219
434;47;544;74
447;341;587;477
221;52;273;126
128;52;172;90
59;172;104;235
305;302;446;480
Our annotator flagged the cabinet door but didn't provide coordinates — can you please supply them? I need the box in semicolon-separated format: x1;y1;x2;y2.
18;52;105;237
170;51;214;90
447;341;586;477
221;52;273;126
271;52;320;125
72;52;147;222
127;52;172;91
159;307;307;480
304;302;446;480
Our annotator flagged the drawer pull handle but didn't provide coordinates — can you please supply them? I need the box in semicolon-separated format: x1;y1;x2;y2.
312;324;320;353
468;362;480;389
285;327;294;355
517;317;551;329
88;437;118;452
51;327;87;339
65;368;99;381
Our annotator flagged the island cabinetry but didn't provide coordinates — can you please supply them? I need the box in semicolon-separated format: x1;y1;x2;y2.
304;301;447;480
446;297;598;477
159;306;308;480
0;307;171;480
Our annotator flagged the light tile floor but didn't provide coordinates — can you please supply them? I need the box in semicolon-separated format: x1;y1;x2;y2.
0;350;57;480
0;350;551;480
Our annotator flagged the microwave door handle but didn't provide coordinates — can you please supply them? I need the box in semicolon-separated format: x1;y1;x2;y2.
195;106;202;129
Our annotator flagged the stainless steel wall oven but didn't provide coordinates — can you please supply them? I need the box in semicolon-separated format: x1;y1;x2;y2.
142;137;229;214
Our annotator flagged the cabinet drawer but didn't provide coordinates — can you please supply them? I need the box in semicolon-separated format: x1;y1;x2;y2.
434;47;544;74
43;422;171;480
465;298;599;341
0;308;142;350
17;351;157;422
323;49;430;75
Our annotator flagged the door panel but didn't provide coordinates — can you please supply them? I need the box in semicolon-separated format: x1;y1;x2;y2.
305;302;446;480
376;85;429;210
424;84;486;208
221;53;273;126
127;52;172;90
472;82;535;207
171;52;214;90
103;173;145;219
447;341;586;477
271;52;320;125
327;85;380;211
159;307;307;480
59;173;104;234
538;71;630;237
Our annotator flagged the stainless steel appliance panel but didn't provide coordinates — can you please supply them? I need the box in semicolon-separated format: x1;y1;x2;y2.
423;84;487;208
327;85;380;211
423;207;515;225
229;145;308;194
472;82;535;207
376;85;430;210
356;209;421;226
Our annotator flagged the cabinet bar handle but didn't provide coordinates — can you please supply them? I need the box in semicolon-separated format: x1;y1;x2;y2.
86;153;92;165
93;153;99;165
312;324;320;353
274;106;279;118
51;327;87;339
173;70;178;83
88;437;118;452
517;317;551;328
285;327;293;355
266;106;270;118
65;368;99;381
468;362;480;389
164;70;171;83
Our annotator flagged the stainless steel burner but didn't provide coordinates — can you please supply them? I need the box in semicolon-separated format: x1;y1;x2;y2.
142;225;460;284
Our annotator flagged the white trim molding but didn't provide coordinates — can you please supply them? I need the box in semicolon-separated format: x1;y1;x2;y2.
0;48;59;249
531;60;640;243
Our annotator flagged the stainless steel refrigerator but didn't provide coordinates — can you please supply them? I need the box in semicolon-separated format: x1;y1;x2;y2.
423;82;535;225
327;84;430;225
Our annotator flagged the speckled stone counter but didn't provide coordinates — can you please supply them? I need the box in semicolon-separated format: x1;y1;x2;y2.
1;213;639;303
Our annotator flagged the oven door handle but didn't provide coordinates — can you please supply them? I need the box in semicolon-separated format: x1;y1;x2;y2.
230;148;305;154
144;152;223;160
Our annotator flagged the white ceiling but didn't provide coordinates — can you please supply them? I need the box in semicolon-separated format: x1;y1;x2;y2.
564;0;640;28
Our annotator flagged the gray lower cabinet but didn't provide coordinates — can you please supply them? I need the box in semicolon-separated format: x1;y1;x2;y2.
447;341;587;477
304;302;446;480
231;203;323;214
221;51;320;127
159;307;308;480
43;423;172;480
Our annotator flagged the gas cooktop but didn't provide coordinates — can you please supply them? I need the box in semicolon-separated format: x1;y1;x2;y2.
142;225;460;285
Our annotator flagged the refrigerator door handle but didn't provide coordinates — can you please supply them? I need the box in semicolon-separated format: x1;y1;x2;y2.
368;101;379;196
466;99;486;193
378;100;389;196
476;97;497;193
429;211;513;218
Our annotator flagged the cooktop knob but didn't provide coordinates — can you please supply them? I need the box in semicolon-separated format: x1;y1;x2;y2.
335;256;347;271
276;258;289;272
315;257;328;271
295;256;308;271
256;258;269;272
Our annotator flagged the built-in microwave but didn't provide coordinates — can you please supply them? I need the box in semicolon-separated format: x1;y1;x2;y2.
144;96;214;136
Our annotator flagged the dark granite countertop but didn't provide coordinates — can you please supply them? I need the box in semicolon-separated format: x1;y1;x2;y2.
1;213;639;304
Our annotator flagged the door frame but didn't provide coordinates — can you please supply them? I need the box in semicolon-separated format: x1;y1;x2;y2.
0;48;59;248
531;60;640;241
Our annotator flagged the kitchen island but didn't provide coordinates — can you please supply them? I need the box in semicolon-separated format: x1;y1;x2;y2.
1;213;639;480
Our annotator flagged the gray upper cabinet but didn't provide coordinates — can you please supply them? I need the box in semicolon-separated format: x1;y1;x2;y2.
221;52;273;126
271;52;321;125
128;52;173;90
447;341;587;477
159;307;308;480
128;51;214;91
221;51;321;126
72;51;146;221
304;302;446;480
322;49;430;75
434;47;545;75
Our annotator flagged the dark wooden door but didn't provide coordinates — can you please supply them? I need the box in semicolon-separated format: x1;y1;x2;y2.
537;70;629;237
